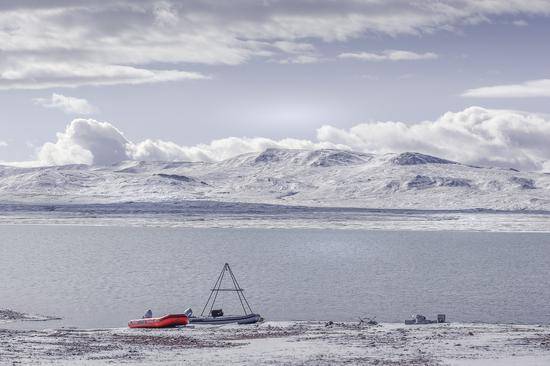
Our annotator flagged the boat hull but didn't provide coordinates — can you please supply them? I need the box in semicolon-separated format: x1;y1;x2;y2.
128;314;189;328
189;313;261;325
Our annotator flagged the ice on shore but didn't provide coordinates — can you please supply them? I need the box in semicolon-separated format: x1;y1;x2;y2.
0;201;549;232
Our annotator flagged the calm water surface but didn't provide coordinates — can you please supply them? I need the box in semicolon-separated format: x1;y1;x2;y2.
1;225;549;328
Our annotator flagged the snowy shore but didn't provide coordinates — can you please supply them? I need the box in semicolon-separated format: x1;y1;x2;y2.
1;321;550;365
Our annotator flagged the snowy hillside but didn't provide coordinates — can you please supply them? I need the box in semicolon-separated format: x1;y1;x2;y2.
1;148;549;210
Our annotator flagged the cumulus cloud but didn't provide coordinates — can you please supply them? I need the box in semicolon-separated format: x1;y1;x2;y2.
33;107;550;171
338;50;438;61
317;107;550;171
38;119;130;166
1;1;550;88
33;93;96;115
462;79;550;98
37;119;345;166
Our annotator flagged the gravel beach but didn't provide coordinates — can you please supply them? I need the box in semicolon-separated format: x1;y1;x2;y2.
1;320;550;365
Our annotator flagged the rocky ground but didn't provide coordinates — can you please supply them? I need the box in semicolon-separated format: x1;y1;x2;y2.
0;309;61;322
1;319;550;365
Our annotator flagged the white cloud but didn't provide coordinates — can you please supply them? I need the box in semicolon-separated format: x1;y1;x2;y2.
273;41;321;64
33;93;96;115
38;119;130;166
0;141;7;147
339;50;438;61
0;62;208;90
272;41;316;54
37;118;345;166
317;107;550;171
462;79;550;98
512;19;528;26
277;55;321;64
32;107;550;171
1;1;549;89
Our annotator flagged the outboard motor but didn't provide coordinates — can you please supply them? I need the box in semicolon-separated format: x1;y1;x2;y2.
415;314;426;323
184;308;193;317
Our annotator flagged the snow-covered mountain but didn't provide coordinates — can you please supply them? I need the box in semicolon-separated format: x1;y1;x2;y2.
1;148;549;210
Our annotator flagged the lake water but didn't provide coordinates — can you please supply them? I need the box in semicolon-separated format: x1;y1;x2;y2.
1;225;549;328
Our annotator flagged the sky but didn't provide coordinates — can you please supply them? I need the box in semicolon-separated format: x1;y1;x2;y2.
2;0;550;171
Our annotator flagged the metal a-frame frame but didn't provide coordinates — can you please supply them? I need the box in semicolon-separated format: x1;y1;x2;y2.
200;263;254;317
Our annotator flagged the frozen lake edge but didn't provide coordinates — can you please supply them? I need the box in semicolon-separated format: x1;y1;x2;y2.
1;201;550;231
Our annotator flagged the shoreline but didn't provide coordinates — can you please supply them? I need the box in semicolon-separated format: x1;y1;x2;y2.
1;321;550;365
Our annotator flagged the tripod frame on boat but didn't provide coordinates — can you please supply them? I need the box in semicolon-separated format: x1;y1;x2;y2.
200;262;255;317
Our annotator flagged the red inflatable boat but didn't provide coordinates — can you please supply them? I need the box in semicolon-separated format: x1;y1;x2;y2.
128;314;189;329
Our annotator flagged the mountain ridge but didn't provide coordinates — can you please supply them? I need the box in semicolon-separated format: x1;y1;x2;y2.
0;148;549;211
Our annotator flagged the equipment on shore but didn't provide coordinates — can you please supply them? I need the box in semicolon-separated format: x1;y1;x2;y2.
405;313;447;325
188;263;262;325
358;316;378;326
128;314;189;328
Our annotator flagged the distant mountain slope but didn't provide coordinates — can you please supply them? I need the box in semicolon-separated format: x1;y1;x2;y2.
0;148;549;210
